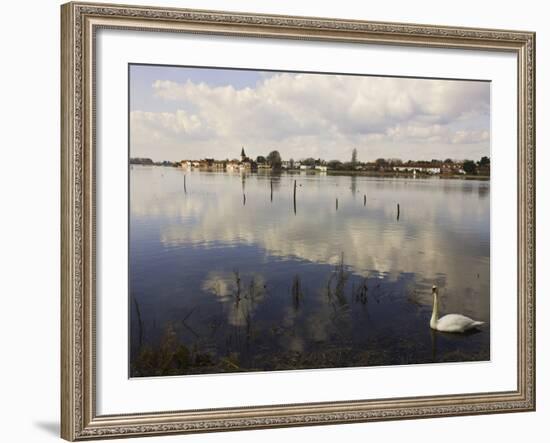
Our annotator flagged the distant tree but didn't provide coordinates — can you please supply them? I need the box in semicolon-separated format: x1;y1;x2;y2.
328;160;343;170
301;157;316;166
479;156;490;167
130;157;154;165
375;158;388;171
463;160;477;175
444;158;454;164
289;158;295;169
267;150;282;170
351;148;358;167
256;155;266;164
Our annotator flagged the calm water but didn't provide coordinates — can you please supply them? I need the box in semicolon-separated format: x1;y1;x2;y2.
129;166;490;377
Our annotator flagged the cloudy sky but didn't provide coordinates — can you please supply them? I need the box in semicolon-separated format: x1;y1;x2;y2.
129;64;490;163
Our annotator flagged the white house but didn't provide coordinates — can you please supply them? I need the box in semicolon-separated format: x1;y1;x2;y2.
393;166;440;174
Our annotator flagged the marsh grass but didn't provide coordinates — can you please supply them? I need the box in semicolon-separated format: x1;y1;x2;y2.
291;275;303;310
326;253;350;305
354;277;369;304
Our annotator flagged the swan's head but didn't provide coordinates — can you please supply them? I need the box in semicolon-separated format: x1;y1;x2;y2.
432;285;438;296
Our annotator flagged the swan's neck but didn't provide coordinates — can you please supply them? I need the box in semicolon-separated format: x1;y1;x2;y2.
430;293;439;329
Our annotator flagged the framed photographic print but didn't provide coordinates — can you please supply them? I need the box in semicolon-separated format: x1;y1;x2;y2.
61;1;536;440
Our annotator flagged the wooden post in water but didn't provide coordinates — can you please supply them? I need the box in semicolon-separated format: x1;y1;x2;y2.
243;193;246;206
397;203;400;220
336;198;339;211
270;179;273;202
293;180;297;215
363;194;366;206
184;175;187;194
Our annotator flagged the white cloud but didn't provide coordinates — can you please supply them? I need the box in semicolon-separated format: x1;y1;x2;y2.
385;124;489;145
131;73;490;161
451;129;490;144
131;111;209;137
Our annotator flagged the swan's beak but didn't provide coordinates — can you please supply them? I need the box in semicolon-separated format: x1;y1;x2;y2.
432;285;437;294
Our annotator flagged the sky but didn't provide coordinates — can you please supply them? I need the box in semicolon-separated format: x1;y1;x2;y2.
129;64;490;163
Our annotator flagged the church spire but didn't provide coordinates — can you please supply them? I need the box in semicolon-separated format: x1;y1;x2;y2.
241;146;246;160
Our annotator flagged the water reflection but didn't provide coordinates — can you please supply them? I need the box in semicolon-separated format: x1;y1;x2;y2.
130;167;490;376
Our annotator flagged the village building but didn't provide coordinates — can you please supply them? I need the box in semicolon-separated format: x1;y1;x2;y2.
239;147;254;170
440;162;466;175
281;160;291;169
213;160;225;170
199;158;215;169
179;160;200;169
190;147;259;172
226;159;240;171
393;165;441;175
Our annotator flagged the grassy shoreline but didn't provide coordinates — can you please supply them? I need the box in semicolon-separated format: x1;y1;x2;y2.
324;170;490;180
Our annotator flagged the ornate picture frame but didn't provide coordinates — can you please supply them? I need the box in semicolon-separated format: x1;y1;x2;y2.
61;2;535;440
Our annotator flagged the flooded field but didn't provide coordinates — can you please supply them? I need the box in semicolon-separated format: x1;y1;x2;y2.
129;166;490;377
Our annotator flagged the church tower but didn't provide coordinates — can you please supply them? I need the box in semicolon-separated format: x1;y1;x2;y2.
241;147;246;162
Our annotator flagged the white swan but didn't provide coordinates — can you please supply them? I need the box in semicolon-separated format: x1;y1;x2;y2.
430;286;484;333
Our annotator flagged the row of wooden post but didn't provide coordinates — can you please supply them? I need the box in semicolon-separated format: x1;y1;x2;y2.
184;174;400;219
